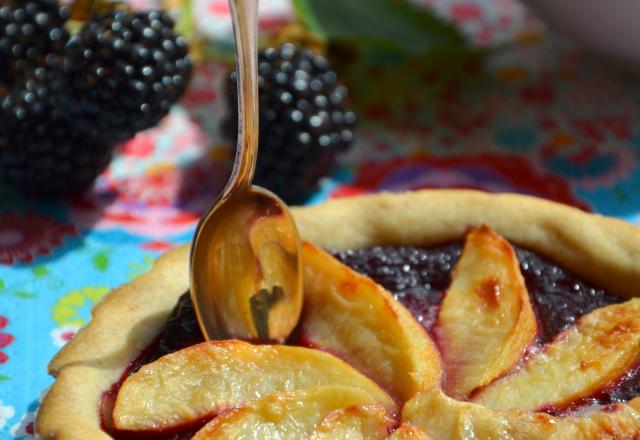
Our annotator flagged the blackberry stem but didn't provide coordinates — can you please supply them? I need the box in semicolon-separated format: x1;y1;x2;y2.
68;0;126;22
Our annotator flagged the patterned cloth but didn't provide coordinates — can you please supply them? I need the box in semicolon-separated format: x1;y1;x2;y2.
2;0;640;437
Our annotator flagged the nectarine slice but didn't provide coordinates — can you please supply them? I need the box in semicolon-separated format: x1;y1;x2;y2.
114;340;394;431
388;423;433;439
404;390;640;439
436;225;537;398
191;386;391;440
474;299;640;411
309;402;394;439
300;243;441;401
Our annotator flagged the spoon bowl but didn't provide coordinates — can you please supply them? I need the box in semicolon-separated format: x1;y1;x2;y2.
190;185;302;342
189;0;303;343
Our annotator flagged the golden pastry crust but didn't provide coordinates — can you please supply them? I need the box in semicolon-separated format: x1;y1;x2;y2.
293;190;640;299
38;245;190;440
36;190;640;439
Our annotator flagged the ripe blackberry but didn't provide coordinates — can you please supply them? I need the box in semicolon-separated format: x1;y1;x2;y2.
0;111;114;197
0;0;98;197
0;0;69;77
64;10;192;144
0;0;70;140
223;43;356;204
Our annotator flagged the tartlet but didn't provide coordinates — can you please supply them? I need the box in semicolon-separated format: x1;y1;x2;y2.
36;190;640;439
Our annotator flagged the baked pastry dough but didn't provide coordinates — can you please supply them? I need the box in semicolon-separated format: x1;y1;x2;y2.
36;190;640;439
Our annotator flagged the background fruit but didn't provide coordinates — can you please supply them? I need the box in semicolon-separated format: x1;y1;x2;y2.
0;113;113;196
64;10;192;144
0;0;70;150
0;1;191;198
223;43;356;205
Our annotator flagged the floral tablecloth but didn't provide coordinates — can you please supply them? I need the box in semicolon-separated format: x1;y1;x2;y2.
2;0;640;437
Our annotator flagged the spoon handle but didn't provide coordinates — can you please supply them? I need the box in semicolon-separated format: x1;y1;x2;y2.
227;0;260;193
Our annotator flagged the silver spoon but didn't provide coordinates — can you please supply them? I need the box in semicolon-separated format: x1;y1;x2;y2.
190;0;302;343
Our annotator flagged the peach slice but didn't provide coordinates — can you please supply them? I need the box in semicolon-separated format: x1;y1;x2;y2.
474;299;640;411
309;402;394;439
299;243;442;401
191;386;391;440
114;340;395;431
387;424;433;439
436;225;537;399
404;390;640;439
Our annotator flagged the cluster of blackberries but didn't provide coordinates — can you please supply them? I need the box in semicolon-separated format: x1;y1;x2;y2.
223;43;356;205
0;0;191;197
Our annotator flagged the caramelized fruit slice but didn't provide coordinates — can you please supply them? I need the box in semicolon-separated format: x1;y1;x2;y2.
191;386;390;440
388;424;433;439
404;390;640;440
299;243;441;401
309;402;394;440
436;225;537;399
114;340;394;431
474;299;640;411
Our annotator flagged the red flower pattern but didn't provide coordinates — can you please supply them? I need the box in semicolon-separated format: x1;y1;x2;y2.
331;153;590;211
0;212;76;265
0;317;14;364
120;135;155;158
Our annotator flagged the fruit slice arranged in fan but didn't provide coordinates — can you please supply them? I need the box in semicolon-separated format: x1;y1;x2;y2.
191;386;393;440
308;403;393;440
474;299;640;411
113;340;395;431
388;423;433;439
299;243;442;401
403;390;640;439
436;225;537;399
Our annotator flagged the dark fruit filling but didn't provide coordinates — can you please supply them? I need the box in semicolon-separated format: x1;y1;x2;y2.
333;244;459;335
152;289;203;361
333;244;622;344
103;242;636;438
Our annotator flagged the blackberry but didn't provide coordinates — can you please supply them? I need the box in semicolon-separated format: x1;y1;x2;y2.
0;0;69;77
0;0;70;138
64;10;192;143
0;111;114;197
223;43;356;204
0;0;97;197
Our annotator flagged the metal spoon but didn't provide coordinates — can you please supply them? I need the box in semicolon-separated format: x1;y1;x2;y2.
189;0;302;343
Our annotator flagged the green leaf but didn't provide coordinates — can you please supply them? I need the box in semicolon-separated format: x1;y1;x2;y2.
176;0;196;38
32;266;49;277
92;251;109;271
14;291;37;299
0;278;4;290
0;375;10;381
292;0;465;53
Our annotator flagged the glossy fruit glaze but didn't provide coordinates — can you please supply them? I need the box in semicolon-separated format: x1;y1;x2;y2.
333;244;622;344
102;242;635;439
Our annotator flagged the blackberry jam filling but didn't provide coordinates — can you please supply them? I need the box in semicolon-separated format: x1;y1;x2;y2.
334;244;622;344
102;242;635;438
